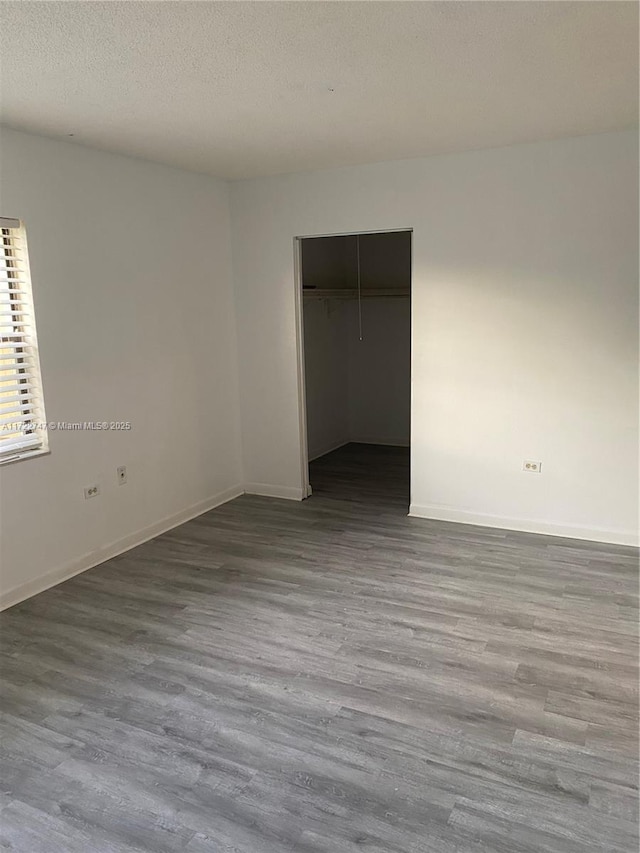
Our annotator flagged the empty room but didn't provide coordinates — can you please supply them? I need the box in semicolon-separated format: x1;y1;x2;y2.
0;2;638;852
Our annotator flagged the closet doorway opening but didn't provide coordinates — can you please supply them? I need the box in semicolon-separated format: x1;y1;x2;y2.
295;229;412;513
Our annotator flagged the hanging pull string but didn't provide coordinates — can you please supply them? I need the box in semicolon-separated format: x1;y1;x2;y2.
356;234;363;341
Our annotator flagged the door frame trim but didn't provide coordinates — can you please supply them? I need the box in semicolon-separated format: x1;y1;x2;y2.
293;227;413;504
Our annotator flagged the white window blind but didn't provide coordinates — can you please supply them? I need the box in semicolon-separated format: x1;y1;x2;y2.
0;217;48;462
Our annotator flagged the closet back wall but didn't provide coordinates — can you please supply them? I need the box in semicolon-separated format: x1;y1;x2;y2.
347;299;410;447
303;299;410;459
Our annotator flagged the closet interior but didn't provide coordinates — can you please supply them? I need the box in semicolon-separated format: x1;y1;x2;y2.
301;230;411;507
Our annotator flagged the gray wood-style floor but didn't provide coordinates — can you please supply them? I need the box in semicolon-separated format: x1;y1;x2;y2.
1;443;638;852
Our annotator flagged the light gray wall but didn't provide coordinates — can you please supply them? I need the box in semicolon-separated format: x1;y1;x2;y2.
231;130;639;544
0;128;243;605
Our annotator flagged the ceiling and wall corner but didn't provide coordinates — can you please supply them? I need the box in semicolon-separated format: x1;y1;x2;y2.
0;1;637;179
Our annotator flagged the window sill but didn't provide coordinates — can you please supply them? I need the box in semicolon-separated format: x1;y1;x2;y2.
0;446;51;467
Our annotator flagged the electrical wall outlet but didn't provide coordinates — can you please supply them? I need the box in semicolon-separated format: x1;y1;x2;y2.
523;460;542;473
84;484;100;499
117;465;127;485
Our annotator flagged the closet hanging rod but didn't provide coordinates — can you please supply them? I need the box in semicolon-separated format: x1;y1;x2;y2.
302;288;410;301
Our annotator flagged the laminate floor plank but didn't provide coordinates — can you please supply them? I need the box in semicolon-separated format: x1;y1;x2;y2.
1;443;637;852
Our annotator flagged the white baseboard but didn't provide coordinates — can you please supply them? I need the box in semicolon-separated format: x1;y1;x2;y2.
8;485;632;612
408;503;639;547
0;485;244;611
244;482;305;501
308;440;349;461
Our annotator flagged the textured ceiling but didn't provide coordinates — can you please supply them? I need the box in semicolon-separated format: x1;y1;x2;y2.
0;1;637;180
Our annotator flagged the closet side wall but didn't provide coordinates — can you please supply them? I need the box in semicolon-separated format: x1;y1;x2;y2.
303;301;350;460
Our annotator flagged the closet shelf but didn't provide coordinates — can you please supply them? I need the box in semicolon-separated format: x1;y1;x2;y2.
303;288;410;300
